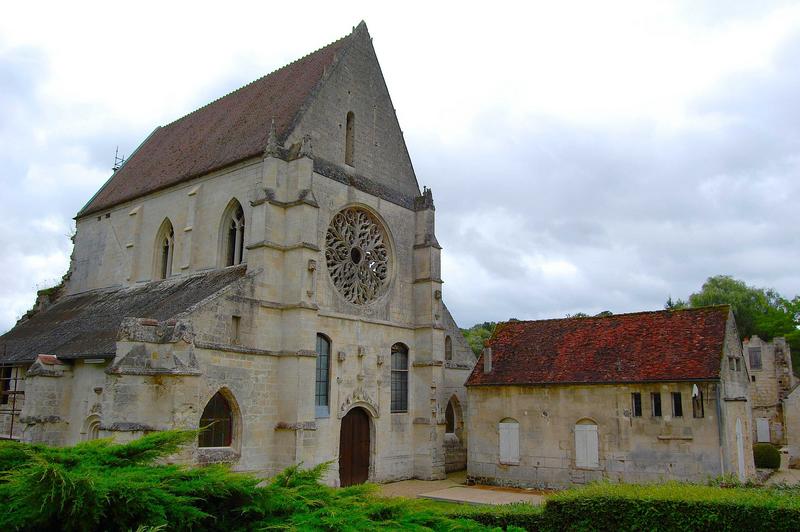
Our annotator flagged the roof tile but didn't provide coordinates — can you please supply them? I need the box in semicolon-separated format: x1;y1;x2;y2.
466;306;731;386
78;34;349;217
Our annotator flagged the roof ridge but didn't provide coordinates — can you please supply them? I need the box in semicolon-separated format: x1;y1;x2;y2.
499;304;731;326
160;33;350;130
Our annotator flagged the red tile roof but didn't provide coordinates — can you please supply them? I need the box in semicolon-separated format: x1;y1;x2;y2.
466;306;732;386
78;32;351;217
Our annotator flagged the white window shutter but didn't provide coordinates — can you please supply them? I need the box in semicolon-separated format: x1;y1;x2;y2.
575;424;599;468
756;418;770;443
499;421;519;464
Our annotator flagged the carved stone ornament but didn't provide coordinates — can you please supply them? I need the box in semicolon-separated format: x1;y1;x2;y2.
325;207;390;304
338;386;379;418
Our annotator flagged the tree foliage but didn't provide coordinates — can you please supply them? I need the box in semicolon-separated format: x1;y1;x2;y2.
669;275;800;375
461;322;496;356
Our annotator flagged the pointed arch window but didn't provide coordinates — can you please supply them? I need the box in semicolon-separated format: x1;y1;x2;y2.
223;202;245;267
316;334;331;417
445;335;453;361
445;401;455;434
199;391;233;447
391;343;409;413
155;219;174;280
345;111;355;166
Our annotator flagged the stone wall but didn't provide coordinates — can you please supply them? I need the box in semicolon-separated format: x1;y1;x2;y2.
467;382;731;488
744;336;796;445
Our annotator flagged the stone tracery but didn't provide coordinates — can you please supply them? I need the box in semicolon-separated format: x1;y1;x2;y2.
325;208;389;304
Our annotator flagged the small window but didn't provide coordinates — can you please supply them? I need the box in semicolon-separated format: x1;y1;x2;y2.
198;391;233;448
445;335;453;361
499;418;520;465
155;219;174;280
345;111;355;166
672;392;683;417
631;392;642;417
315;334;331;417
575;420;599;468
391;343;409;413
224;202;246;267
651;392;662;417
692;385;704;418
0;367;12;405
735;358;741;372
231;316;241;344
749;347;762;370
728;357;736;370
751;375;756;383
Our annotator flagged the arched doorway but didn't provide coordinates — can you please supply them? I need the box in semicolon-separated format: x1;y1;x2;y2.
339;407;370;486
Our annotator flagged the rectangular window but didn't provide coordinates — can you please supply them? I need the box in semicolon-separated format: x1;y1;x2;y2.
631;392;642;417
672;392;683;417
499;420;520;465
651;392;662;417
749;347;762;370
230;316;241;344
692;388;704;418
0;367;11;406
391;344;409;413
756;417;770;442
315;334;330;417
575;423;599;468
735;358;741;371
728;357;735;370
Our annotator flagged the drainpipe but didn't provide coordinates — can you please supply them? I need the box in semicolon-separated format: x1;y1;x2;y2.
716;381;725;476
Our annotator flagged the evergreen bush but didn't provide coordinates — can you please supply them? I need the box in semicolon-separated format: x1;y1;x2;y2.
753;443;781;469
0;432;495;531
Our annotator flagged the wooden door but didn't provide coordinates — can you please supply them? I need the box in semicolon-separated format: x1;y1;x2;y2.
339;408;370;486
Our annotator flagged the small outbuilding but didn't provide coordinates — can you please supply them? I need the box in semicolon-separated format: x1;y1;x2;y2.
465;306;755;488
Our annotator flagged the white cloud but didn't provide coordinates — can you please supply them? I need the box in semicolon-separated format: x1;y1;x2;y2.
1;1;800;331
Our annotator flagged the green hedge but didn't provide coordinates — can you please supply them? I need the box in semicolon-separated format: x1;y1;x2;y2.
753;443;781;469
446;503;545;530
445;482;800;531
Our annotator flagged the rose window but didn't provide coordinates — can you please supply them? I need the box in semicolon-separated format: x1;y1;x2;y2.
325;208;390;304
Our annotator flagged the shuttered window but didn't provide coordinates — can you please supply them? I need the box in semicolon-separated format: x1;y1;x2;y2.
499;419;520;465
575;422;599;468
756;418;770;442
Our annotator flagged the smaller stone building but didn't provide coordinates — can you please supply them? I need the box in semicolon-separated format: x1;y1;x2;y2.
465;306;756;488
742;336;795;446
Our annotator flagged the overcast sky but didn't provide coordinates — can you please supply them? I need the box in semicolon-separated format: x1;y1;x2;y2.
1;1;799;331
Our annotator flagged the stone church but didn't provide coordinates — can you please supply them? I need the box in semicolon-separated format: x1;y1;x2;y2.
0;22;475;486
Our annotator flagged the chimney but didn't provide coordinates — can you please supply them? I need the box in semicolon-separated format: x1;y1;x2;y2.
483;346;492;374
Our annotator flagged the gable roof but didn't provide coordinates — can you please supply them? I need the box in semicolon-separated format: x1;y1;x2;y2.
77;28;355;218
0;266;246;364
466;306;732;387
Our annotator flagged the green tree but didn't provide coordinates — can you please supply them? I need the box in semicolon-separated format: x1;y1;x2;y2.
671;275;800;375
461;322;496;356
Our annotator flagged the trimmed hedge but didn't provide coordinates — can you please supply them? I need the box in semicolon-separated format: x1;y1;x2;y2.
446;503;546;530
753;443;781;469
445;482;800;531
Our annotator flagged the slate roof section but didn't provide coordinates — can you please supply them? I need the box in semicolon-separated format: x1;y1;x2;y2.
77;30;351;218
466;306;732;386
0;266;246;364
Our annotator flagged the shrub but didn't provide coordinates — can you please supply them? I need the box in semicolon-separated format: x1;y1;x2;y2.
0;432;497;531
753;443;781;469
443;482;800;532
544;482;800;532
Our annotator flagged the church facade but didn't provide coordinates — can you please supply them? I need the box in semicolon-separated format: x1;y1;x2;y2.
0;23;474;485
